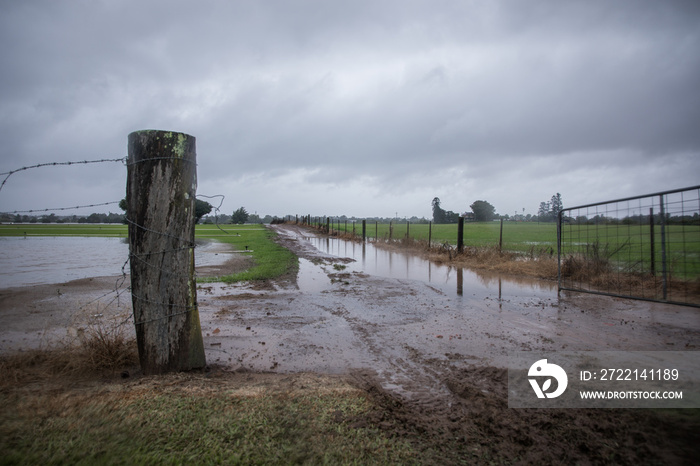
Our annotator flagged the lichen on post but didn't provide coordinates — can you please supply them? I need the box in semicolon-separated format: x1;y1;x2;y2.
126;129;206;374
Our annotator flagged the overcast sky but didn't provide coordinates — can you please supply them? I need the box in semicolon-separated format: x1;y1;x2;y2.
1;0;699;220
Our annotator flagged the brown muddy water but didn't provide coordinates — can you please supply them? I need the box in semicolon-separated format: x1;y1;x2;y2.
1;225;699;401
202;225;699;401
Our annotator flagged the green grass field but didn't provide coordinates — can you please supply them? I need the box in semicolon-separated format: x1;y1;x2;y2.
0;223;298;283
558;223;700;279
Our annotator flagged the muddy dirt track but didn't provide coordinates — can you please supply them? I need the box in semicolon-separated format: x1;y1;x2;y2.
1;224;699;464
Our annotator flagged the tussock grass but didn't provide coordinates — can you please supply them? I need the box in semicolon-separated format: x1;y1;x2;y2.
0;313;138;387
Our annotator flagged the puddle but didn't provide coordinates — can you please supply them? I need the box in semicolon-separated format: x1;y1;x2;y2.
0;237;231;288
297;258;332;293
300;234;556;301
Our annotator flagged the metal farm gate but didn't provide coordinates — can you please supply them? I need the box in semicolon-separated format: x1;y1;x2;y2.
557;185;700;307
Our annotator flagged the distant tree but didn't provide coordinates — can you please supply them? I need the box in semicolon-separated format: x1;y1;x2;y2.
194;199;212;224
550;193;563;220
536;193;563;222
231;207;249;224
432;197;446;223
215;214;231;224
470;200;496;222
444;210;460;223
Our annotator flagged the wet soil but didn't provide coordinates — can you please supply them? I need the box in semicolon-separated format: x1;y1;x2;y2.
1;224;699;464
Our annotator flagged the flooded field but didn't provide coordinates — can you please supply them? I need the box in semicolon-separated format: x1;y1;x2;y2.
204;225;699;375
0;236;233;288
2;224;699;463
3;226;698;368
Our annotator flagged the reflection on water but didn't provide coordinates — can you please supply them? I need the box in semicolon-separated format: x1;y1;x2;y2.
305;235;556;300
0;237;230;288
297;258;332;293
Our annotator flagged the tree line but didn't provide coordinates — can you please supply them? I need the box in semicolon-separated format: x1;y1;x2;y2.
430;193;563;224
0;212;126;224
2;193;571;226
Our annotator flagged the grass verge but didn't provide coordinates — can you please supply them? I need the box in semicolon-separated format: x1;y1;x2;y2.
196;224;298;283
0;353;419;465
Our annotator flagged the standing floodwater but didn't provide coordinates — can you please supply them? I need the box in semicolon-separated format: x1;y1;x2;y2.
0;236;231;288
300;232;557;302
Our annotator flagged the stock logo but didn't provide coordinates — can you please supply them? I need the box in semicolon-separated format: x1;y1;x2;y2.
528;359;568;399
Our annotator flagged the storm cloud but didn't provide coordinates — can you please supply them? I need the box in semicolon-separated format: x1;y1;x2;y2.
1;0;698;218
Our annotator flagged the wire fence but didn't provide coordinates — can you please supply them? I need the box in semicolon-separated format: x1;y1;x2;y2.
297;215;559;256
0;157;134;338
557;185;700;307
0;136;218;370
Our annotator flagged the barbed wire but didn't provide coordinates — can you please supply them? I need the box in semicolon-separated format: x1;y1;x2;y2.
5;201;121;214
0;155;242;353
0;158;126;193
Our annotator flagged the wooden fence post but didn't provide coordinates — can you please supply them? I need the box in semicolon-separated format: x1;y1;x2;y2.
499;218;504;251
457;217;464;253
126;130;206;374
362;219;366;242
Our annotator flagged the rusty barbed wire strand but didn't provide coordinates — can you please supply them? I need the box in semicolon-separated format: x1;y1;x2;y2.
0;158;127;193
6;201;121;214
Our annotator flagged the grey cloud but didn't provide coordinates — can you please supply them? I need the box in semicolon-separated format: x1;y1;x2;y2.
1;0;698;216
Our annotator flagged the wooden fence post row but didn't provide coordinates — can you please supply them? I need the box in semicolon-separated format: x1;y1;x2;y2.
126;130;206;375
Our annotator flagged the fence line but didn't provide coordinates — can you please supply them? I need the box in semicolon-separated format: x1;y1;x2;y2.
557;185;700;307
298;215;558;255
298;192;699;308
